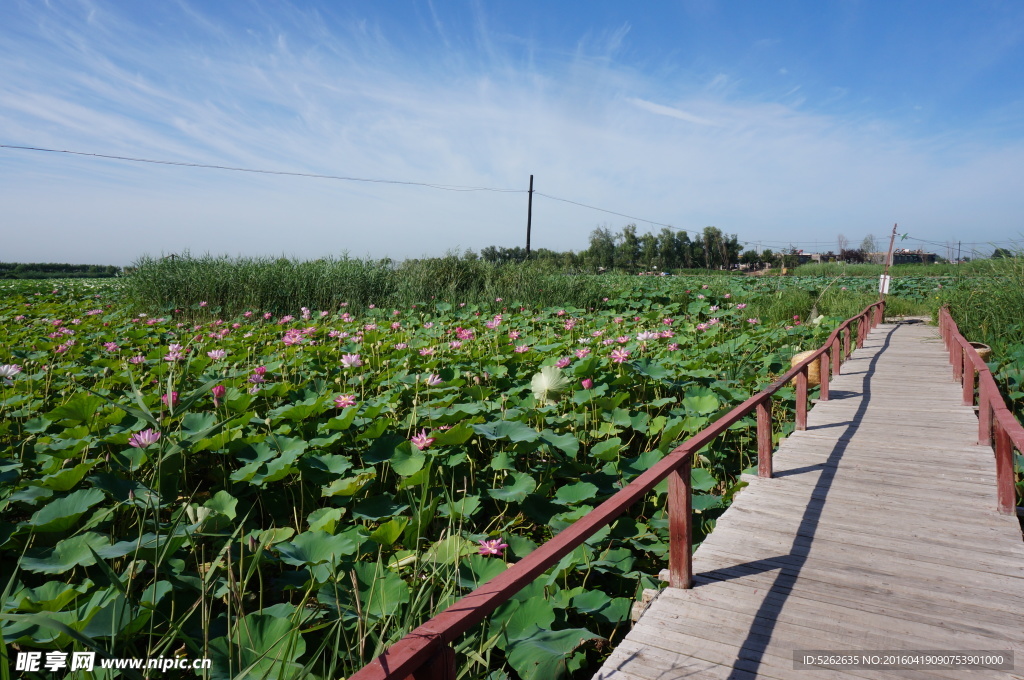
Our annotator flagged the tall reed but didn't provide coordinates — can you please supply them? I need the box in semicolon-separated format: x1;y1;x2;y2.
122;253;604;317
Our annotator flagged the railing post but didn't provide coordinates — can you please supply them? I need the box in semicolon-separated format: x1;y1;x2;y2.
953;346;963;382
993;416;1015;515
820;349;830;401
979;380;992;446
831;337;841;376
757;399;773;478
668;454;694;589
962;352;975;406
843;327;851;360
410;643;456;680
796;367;808;430
948;331;958;372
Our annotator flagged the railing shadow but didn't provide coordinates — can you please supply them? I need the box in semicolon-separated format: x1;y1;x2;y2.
708;324;897;678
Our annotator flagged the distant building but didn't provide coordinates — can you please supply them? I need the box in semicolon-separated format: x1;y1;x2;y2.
888;249;937;265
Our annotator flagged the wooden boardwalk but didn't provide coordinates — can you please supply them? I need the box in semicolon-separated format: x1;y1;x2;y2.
597;321;1024;679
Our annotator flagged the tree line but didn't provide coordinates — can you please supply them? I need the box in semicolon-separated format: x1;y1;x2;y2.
469;225;795;272
0;262;122;279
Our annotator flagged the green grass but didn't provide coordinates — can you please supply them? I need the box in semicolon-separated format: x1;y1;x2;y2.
790;262;964;277
122;253;604;317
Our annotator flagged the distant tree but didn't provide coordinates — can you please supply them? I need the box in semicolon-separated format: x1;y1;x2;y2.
860;234;877;254
639;232;658;269
462;248;479;261
992;247;1017;258
837;234;849;253
740;249;760;265
616;224;640;270
840;248;866;264
587;227;617;269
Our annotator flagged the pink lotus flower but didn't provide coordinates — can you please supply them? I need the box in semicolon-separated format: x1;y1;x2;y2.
477;538;508;556
340;354;362;368
747;318;760;324
514;345;529;353
128;355;146;364
211;385;226;406
508;330;521;340
449;341;462;349
103;342;119;352
335;394;357;408
581;378;594;389
610;348;630;363
129;428;161;448
207;349;227;360
575;348;591;359
253;365;267;375
736;303;747;310
697;323;709;331
662;318;674;325
395;342;408;349
411;429;435;450
161;392;179;408
555;357;572;368
419;348;435;356
425;373;443;386
668;343;680;350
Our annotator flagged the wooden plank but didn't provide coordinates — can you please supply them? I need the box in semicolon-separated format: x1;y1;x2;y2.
594;322;1024;680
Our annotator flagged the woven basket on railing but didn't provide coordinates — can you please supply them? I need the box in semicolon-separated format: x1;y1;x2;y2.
969;342;992;363
790;350;821;387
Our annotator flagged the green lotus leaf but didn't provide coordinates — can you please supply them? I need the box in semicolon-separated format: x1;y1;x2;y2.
488;471;537;503
27;488;106;532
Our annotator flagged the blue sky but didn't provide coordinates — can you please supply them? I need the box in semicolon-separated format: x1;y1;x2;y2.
2;0;1023;265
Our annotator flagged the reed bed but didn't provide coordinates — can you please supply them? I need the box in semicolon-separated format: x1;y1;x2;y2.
123;253;604;317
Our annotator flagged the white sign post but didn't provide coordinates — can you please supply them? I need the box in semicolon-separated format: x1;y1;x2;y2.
878;274;891;295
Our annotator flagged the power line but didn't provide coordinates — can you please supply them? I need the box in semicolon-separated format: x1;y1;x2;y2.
0;144;527;193
534;191;695;235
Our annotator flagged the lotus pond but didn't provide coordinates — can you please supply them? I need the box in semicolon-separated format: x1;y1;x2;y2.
0;275;939;679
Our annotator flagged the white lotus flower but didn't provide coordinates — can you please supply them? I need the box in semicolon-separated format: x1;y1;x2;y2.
0;364;21;386
531;366;570;405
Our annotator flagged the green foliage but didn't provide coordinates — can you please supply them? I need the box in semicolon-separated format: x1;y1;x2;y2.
0;273;914;678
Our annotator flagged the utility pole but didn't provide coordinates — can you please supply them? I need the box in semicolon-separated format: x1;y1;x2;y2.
525;174;534;258
957;241;961;264
879;223;898;305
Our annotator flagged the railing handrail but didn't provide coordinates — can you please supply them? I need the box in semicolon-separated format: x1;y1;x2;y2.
351;301;885;680
938;307;1023;515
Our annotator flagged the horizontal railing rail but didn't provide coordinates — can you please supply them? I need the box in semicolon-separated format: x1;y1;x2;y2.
351;301;885;680
938;307;1024;515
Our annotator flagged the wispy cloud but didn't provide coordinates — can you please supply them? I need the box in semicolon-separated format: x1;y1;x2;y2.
1;1;1022;264
627;97;720;126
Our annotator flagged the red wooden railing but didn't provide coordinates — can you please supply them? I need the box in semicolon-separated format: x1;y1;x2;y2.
938;307;1024;515
350;301;885;680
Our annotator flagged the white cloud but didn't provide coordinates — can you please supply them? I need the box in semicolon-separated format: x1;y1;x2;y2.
1;1;1022;264
627;98;720;126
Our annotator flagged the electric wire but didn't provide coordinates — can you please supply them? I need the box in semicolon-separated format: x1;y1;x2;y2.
0;144;526;193
4;143;1017;254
